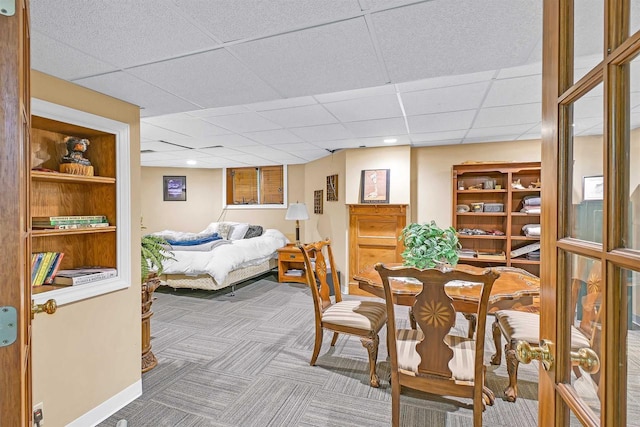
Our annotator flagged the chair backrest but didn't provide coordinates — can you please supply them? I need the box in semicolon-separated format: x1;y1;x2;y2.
570;260;602;339
299;239;342;316
375;263;499;379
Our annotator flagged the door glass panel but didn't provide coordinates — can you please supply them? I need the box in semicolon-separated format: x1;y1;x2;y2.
627;55;640;251
624;266;640;425
574;0;603;83
632;2;640;38
568;83;604;243
564;252;602;418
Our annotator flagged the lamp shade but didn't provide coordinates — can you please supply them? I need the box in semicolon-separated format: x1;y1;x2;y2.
285;203;309;221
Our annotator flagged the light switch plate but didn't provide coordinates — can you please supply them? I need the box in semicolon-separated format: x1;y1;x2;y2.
0;0;15;17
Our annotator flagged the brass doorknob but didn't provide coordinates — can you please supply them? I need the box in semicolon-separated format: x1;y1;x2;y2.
31;299;57;318
515;340;555;371
570;347;600;374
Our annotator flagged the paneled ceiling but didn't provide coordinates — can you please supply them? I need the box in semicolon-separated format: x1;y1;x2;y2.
29;1;630;169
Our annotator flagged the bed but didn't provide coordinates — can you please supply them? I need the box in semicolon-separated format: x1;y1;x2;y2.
152;222;289;291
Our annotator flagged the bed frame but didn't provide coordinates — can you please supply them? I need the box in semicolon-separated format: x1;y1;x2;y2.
158;258;278;293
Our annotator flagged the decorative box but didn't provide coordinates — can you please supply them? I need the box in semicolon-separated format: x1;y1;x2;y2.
470;202;484;212
483;203;504;212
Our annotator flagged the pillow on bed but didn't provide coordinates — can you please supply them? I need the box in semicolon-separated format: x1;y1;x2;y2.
243;225;264;239
228;223;250;240
217;222;234;239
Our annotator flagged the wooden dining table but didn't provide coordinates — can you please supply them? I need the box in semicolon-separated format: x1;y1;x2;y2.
353;263;540;333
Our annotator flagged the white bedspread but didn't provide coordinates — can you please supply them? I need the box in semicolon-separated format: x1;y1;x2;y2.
160;228;289;284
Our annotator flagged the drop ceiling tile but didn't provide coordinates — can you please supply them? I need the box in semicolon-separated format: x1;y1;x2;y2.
242;129;304;145
31;32;117;80
372;1;542;82
473;103;541;128
30;0;218;68
141;141;182;152
289;124;354;142
128;49;282;109
463;135;522;144
258;105;338;128
412;139;463;147
483;75;542;107
497;61;542;79
312;139;367;150
407;110;476;133
466;124;536;139
141;151;179;162
574;95;603;120
401;82;490;116
186;105;251;118
203;112;282;133
158;150;208;160
174;0;362;42
230;18;386;98
268;142;326;152
74;72;200;117
410;130;468;143
323;94;403;122
256;150;308;164
140;123;190;142
195;146;251;157
314;84;397;103
356;135;412;147
176;134;259;148
245;97;318;112
143;114;233;138
517;133;542;141
396;70;496;93
297;149;332;161
342;118;407;138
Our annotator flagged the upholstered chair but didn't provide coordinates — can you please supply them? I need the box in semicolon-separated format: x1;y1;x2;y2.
491;261;601;402
299;239;387;387
375;263;499;427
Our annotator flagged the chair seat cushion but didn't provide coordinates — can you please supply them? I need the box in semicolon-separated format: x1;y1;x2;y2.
495;310;591;350
322;300;387;332
396;329;476;382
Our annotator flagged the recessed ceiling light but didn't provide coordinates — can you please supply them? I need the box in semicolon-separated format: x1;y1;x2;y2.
384;138;397;143
186;160;197;165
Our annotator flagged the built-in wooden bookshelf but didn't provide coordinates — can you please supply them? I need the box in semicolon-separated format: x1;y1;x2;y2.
30;99;131;304
452;162;541;276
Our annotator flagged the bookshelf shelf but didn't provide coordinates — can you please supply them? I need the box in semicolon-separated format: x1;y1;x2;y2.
31;170;116;184
32;226;117;237
452;161;541;276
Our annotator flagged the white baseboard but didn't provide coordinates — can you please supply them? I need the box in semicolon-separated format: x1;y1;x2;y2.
66;380;142;427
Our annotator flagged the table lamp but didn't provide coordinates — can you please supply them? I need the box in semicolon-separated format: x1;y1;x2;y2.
285;202;309;244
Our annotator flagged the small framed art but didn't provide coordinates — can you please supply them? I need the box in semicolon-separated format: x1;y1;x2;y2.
360;169;390;204
163;176;187;201
583;175;603;201
314;190;323;214
326;174;338;201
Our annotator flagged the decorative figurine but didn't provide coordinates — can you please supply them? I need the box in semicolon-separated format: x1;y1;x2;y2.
511;179;525;190
59;136;94;176
528;178;542;189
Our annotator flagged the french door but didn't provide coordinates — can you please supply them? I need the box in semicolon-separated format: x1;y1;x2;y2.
540;1;640;426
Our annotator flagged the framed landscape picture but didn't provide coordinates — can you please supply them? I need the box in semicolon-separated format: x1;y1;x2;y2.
163;176;187;201
326;174;338;201
583;175;603;201
360;169;389;204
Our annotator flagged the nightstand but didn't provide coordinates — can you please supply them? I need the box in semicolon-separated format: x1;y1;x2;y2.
277;244;307;284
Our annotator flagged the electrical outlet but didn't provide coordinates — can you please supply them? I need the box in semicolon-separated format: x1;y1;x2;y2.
33;402;44;427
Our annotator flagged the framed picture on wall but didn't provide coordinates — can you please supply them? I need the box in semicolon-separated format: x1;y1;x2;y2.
326;174;338;201
360;169;390;204
163;176;187;201
583;175;603;201
314;190;323;214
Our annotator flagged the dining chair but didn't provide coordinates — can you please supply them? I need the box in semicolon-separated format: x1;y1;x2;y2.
299;239;387;387
491;261;602;402
375;263;499;427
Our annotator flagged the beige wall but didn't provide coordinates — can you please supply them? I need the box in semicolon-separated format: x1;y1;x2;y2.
31;71;141;426
141;164;305;241
344;145;412;205
413;140;542;227
301;150;348;287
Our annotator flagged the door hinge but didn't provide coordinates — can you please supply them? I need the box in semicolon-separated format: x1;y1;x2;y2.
0;306;17;347
0;0;15;16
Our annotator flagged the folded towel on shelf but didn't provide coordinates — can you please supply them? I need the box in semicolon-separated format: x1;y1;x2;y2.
521;206;541;214
522;224;541;237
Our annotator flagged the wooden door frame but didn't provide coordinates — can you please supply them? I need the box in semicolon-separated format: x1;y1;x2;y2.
0;0;32;425
541;1;640;426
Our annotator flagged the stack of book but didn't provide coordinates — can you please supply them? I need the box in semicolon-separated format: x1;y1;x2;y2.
477;251;506;261
32;215;109;230
31;252;65;286
284;269;304;277
53;267;117;286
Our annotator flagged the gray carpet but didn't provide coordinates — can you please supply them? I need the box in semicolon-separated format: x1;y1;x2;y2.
98;273;542;427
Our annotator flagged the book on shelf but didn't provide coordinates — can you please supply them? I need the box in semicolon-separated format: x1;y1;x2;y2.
33;215;107;222
33;222;110;230
32;216;108;227
31;252;65;286
476;251;506;261
510;242;541;258
284;269;304;277
53;267;117;286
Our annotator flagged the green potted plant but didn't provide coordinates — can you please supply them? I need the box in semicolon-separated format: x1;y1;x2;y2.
398;221;461;269
141;234;173;281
